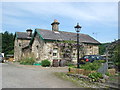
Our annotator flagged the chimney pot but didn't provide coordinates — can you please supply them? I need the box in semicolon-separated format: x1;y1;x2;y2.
51;19;60;31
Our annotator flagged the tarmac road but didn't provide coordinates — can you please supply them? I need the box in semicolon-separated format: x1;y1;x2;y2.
2;63;79;88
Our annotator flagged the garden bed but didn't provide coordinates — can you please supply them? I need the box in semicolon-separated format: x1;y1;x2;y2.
54;72;109;88
69;68;116;76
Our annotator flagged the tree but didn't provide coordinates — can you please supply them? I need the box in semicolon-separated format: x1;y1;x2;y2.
2;31;14;56
105;39;120;71
99;43;109;55
112;40;120;71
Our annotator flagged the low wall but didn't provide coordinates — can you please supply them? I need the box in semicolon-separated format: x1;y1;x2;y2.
108;69;116;75
69;68;116;76
69;68;96;76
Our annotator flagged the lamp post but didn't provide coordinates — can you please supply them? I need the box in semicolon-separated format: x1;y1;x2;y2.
74;23;82;68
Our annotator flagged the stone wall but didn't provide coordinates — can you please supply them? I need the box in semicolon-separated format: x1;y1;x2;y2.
32;34;45;61
31;33;61;62
14;38;31;61
31;36;99;63
14;38;22;61
85;44;99;55
14;32;99;62
15;33;99;63
22;46;32;58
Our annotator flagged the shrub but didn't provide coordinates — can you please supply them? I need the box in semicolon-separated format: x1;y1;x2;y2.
105;72;111;76
41;59;51;67
80;61;102;71
88;72;103;82
66;62;75;67
98;60;106;63
20;57;35;65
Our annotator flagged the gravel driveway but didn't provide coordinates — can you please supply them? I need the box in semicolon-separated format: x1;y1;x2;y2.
2;63;79;88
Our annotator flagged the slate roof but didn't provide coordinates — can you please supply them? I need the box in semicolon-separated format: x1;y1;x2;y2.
16;32;32;40
36;29;100;44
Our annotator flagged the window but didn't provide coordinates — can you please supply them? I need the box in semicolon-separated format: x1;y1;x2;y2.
53;53;57;56
53;48;58;53
84;56;89;59
53;48;58;57
53;48;58;50
73;53;75;55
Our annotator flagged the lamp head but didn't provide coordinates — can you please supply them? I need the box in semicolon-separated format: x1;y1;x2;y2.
74;23;82;32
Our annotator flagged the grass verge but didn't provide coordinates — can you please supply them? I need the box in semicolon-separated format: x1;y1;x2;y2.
54;72;109;88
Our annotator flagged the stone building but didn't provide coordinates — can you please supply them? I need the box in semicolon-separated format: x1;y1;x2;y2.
14;29;32;61
14;20;101;63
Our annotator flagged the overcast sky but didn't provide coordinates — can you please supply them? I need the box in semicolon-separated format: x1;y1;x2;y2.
1;1;118;43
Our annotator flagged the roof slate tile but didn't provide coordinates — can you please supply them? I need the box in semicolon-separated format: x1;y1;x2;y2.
36;29;100;44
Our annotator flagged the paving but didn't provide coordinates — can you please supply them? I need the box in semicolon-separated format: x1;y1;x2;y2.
2;62;80;88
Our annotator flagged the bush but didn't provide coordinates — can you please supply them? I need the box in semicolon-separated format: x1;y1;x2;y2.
20;57;35;65
66;62;75;67
88;72;103;82
98;60;106;63
80;60;102;71
41;59;51;67
105;72;111;76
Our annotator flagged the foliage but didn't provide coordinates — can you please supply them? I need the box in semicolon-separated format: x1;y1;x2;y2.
106;39;120;71
59;40;76;44
80;60;102;71
112;43;120;68
97;60;106;63
20;57;35;65
54;40;86;61
54;72;107;88
99;43;109;55
105;72;111;76
41;59;51;67
66;61;75;67
67;63;74;67
98;40;120;71
2;31;14;56
88;72;103;82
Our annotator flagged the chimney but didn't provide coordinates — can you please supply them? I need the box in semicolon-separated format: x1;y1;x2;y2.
26;29;32;37
51;19;60;31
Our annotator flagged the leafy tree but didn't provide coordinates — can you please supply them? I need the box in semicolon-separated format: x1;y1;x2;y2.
2;31;14;56
112;41;120;70
104;39;120;71
99;43;109;55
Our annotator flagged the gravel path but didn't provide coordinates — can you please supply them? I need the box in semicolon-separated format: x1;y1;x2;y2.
2;63;79;88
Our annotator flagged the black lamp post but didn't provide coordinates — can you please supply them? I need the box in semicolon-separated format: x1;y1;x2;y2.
74;23;82;68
